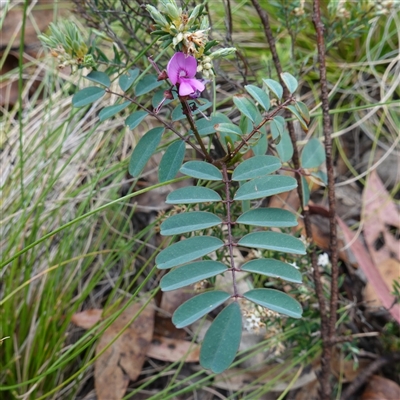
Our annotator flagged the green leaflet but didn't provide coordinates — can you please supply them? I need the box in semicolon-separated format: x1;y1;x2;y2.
99;101;130;121
135;74;163;96
200;302;242;373
156;236;224;269
233;95;259;122
263;78;283;100
172;291;231;328
128;127;164;177
119;68;139;91
158;141;185;183
241;259;302;283
245;84;270;111
160;211;222;235
234;175;297;201
72;87;105;107
85;71;110;87
238;231;306;254
180;161;223;181
280;72;298;94
301;176;310;207
243;289;303;318
236;208;298;227
160;260;227;291
276;130;294;162
301;138;326;169
232;156;281;181
286;105;308;131
214;123;243;137
165;186;221;204
125;111;148;130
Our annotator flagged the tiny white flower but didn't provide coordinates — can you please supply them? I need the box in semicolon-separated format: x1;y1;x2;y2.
317;252;330;267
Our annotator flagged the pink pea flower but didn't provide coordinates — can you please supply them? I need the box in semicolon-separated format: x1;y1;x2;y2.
167;52;205;97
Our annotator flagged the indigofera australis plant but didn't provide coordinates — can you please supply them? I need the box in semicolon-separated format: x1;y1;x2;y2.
40;0;326;373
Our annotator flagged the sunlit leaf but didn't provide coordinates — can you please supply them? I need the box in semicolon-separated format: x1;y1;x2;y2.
72;87;105;107
180;161;223;181
280;72;298;94
172;291;231;328
166;186;221;204
245;85;270;111
160;211;222;235
160;261;227;291
135;75;163;96
128;127;164;177
156;236;224;269
263;78;283;100
241;259;302;283
233;95;258;122
158;141;185;182
119;68;139;91
234;175;297;201
200;302;242;373
238;232;306;254
99;101;130;121
232;156;281;181
85;71;110;87
125;111;148;130
301;138;326;168
236;208;298;227
243;289;303;318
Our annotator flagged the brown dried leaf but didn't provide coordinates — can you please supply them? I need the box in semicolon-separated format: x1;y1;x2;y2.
94;301;155;400
362;170;400;265
361;375;400;400
364;258;400;309
338;217;400;323
147;334;200;362
71;309;102;330
330;348;370;383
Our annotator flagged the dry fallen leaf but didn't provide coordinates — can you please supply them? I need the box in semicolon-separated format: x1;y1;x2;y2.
94;300;155;400
147;334;200;363
330;347;370;383
363;258;400;309
71;309;102;330
361;375;400;400
338;217;400;323
362;170;400;265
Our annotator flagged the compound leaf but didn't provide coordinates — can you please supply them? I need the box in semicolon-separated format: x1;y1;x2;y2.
232;156;281;181
85;71;110;87
263;78;283;100
72;87;105;107
236;208;298;228
234;175;297;201
119;68;139;91
99;101;130;121
280;72;298;94
238;232;306;254
160;211;222;235
200;302;242;373
180;161;222;181
135;74;163;96
241;259;302;283
128;127;164;177
301;138;326;168
158;141;185;182
160;261;227;291
156;236;224;269
243;289;303;318
245;85;270;111
233;95;258;122
125;111;148;130
172;291;231;328
166;186;221;204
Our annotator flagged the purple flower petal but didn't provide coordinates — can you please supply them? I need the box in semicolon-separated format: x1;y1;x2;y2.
178;79;195;96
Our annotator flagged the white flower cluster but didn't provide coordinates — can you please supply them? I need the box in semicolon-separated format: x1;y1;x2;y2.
317;252;330;267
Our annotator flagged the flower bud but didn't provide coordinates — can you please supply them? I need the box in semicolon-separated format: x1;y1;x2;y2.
210;47;237;59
